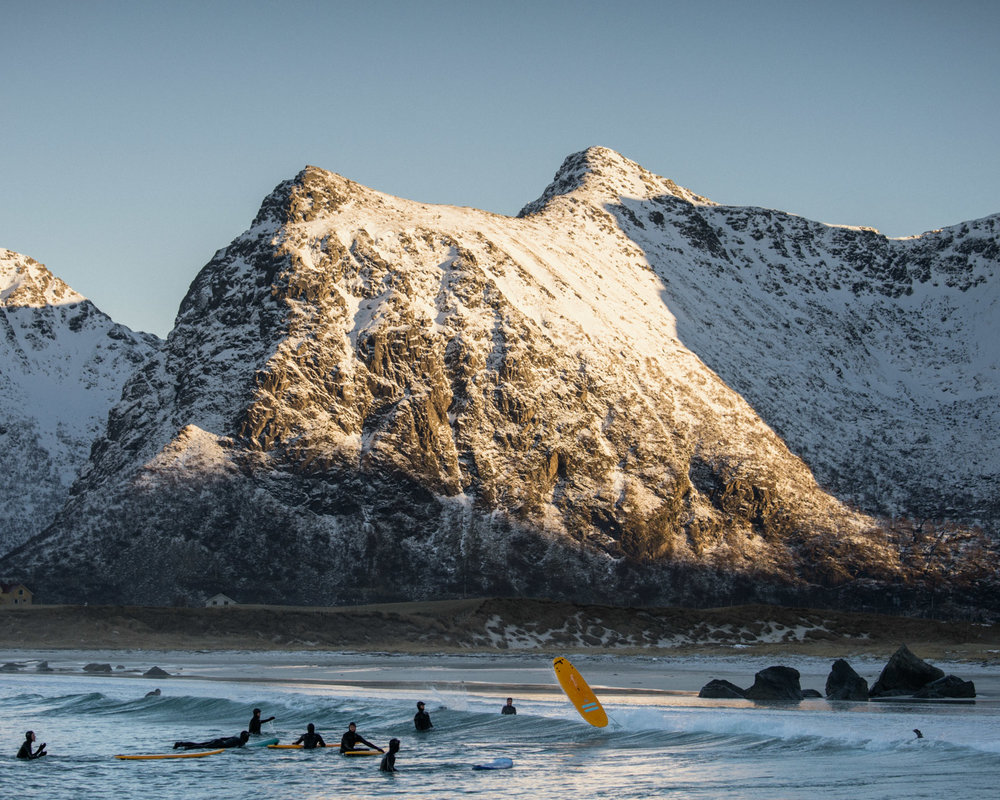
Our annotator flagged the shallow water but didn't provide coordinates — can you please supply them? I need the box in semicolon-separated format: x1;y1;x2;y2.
4;659;1000;800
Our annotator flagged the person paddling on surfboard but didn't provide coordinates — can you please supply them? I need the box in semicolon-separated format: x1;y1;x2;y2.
248;708;275;735
414;701;433;731
293;723;326;749
379;738;400;772
340;722;383;753
17;730;47;759
173;731;250;750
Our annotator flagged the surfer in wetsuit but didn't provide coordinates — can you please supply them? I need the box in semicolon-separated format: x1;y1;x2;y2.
501;697;517;715
340;721;383;753
17;730;47;759
173;731;250;750
248;708;275;734
414;701;433;731
379;738;400;772
294;723;326;749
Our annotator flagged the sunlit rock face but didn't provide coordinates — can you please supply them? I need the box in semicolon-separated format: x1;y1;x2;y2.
0;250;159;552
3;149;997;610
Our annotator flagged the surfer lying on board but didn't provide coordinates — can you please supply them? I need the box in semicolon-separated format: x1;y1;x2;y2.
379;738;400;772
414;701;433;731
173;731;250;750
17;731;47;759
294;723;326;749
340;722;383;753
248;708;275;735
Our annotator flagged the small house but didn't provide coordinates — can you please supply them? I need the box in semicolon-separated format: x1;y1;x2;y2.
0;583;32;607
206;593;237;608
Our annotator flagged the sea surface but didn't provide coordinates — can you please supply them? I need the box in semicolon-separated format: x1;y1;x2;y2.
4;654;1000;799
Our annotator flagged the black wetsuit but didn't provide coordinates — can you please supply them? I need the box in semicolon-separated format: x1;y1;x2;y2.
174;735;245;750
294;731;326;749
414;710;432;731
17;740;46;759
340;730;378;753
248;715;274;735
501;704;517;715
379;751;397;772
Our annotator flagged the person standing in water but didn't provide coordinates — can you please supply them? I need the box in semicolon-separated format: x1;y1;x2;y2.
501;697;517;715
379;738;400;772
413;701;433;731
294;723;326;749
248;708;275;735
340;722;383;753
17;731;46;759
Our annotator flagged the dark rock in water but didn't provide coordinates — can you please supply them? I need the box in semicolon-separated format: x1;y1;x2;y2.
1;662;21;672
869;645;944;697
83;662;112;672
144;666;170;677
698;679;747;699
801;689;823;698
826;658;869;701
913;674;976;699
744;665;803;702
36;660;54;672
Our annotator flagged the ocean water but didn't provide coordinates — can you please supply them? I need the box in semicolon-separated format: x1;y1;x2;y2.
4;658;1000;800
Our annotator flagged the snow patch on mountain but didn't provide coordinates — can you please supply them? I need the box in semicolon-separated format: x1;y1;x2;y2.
0;250;160;552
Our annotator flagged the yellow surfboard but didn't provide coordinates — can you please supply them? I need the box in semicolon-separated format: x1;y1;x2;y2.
553;656;609;727
267;743;336;749
115;748;225;760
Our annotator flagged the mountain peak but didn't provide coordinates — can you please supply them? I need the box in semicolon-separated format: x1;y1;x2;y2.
1;249;85;308
250;165;384;230
519;146;714;216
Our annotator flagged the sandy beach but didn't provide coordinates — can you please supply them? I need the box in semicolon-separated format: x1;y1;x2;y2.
4;597;1000;698
2;598;998;665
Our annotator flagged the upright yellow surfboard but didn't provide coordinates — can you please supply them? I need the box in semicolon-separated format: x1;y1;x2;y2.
553;656;609;727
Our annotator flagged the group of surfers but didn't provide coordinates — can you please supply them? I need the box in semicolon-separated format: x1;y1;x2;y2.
17;697;517;770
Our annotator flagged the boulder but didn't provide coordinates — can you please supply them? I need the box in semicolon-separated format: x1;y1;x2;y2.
0;662;21;672
825;658;869;701
869;645;944;697
743;665;803;702
83;662;112;672
36;661;54;672
801;689;823;698
698;679;747;699
913;674;976;699
144;666;170;677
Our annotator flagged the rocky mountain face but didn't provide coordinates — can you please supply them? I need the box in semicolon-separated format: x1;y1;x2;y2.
2;149;997;612
0;250;160;553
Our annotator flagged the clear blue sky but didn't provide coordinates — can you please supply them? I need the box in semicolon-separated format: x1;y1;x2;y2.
3;0;998;337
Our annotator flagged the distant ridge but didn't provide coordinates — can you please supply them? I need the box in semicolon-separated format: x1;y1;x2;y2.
0;249;160;552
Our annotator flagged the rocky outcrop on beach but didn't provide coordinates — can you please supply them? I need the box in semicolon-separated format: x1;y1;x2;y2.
698;679;747;699
743;666;805;702
869;644;975;698
869;643;945;696
825;658;870;701
697;645;977;702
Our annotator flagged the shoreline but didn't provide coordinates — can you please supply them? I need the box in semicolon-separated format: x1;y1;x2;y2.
5;645;1000;698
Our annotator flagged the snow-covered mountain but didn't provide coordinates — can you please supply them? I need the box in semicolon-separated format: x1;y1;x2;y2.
2;149;996;610
0;250;160;553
